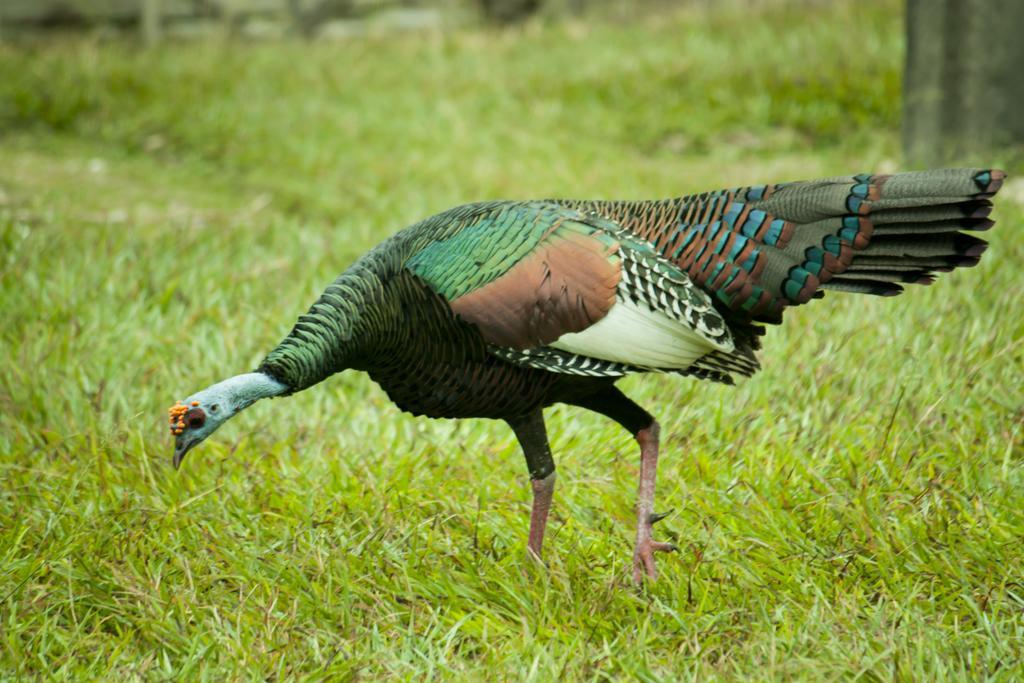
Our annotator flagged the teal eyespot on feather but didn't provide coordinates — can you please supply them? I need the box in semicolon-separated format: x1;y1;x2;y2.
802;246;826;276
783;279;801;301
745;185;767;201
712;227;731;255
720;268;740;291
726;234;749;260
667;222;688;243
763;219;786;246
823;234;843;256
740;249;760;273
691;238;710;264
706;220;724;244
722;202;743;225
711;194;729;216
741;286;766;310
671;228;698;258
783;267;814;301
741;210;767;238
694;247;716;272
840;216;861;243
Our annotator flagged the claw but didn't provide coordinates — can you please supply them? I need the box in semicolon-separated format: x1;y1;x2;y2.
648;509;674;525
632;540;678;583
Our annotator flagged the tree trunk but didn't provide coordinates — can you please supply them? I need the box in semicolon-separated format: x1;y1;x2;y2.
479;0;541;25
140;0;162;46
903;0;1024;165
287;0;354;39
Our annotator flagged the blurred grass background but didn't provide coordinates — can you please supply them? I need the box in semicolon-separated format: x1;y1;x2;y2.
1;0;1023;678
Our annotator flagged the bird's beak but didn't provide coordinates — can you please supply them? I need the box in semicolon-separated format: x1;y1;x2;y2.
173;436;196;470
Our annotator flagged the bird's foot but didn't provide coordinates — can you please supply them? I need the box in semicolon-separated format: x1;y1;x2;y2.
632;510;678;584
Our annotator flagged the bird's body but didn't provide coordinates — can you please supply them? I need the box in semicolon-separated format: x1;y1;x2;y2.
257;200;744;416
171;168;1004;583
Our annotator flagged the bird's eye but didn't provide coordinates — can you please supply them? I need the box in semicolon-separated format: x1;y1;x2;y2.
210;404;220;413
184;407;206;429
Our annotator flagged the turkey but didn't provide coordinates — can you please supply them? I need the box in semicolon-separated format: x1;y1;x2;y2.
168;168;1004;583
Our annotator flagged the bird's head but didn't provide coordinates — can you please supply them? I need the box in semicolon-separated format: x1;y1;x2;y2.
168;372;288;469
168;389;235;469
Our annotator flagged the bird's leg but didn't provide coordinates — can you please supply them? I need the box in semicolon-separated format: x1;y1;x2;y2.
507;410;556;561
527;471;556;559
567;385;677;584
631;420;677;583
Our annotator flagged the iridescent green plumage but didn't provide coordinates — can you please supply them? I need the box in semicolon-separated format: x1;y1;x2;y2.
404;203;620;300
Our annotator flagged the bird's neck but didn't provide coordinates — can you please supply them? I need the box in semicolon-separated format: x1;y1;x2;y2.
218;372;290;411
256;261;383;392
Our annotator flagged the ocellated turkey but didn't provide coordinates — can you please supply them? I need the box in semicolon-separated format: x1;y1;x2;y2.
168;168;1004;583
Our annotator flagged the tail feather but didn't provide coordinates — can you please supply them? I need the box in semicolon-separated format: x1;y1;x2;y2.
734;168;1003;317
870;217;994;236
874;167;1004;198
818;278;904;296
855;232;988;259
871;201;992;226
825;269;935;285
552;168;1004;329
851;254;982;270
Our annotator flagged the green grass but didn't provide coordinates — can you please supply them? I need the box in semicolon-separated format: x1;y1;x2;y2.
2;0;1023;678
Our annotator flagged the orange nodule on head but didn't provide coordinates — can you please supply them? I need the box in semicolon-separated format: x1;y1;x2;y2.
168;401;191;434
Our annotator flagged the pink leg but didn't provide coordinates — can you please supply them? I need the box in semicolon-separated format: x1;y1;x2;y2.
632;421;677;583
527;472;556;559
